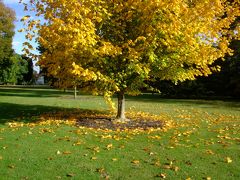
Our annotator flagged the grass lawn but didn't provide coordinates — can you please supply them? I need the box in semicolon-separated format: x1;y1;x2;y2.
0;87;240;179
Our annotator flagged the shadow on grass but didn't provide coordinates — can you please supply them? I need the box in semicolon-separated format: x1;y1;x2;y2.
0;102;65;124
0;88;73;98
0;102;109;125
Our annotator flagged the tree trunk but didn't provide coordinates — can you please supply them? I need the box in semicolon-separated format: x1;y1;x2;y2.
116;92;126;120
74;86;77;99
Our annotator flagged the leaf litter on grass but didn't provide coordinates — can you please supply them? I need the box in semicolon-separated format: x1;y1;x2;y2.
2;108;240;179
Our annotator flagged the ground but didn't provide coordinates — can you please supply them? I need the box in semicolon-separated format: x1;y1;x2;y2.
0;87;239;179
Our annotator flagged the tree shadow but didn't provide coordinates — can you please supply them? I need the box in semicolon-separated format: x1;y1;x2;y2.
0;102;65;124
0;88;72;98
0;102;110;125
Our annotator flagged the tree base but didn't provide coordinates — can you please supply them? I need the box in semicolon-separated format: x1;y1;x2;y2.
112;118;131;123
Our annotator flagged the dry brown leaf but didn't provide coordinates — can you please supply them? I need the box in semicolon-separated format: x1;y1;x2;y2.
63;151;72;155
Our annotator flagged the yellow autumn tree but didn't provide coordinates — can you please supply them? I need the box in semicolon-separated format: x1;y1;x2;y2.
22;0;239;121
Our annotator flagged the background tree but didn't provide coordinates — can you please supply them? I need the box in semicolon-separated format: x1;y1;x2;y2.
21;55;34;84
0;54;28;85
0;0;16;83
23;0;239;121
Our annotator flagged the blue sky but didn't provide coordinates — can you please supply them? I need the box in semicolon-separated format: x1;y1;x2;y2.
3;0;38;55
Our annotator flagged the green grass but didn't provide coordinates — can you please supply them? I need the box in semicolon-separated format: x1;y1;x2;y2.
0;87;240;179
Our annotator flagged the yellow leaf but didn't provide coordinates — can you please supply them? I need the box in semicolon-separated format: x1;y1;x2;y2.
93;146;100;153
56;150;61;155
206;150;214;155
91;157;97;160
73;141;81;146
225;157;232;163
106;144;113;150
156;173;167;178
171;166;179;172
96;168;105;173
112;158;118;161
131;160;140;165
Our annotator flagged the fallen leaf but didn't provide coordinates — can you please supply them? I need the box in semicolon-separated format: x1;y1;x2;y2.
96;168;105;173
162;165;171;169
206;150;214;155
149;152;154;156
131;160;140;165
171;166;179;172
225;157;232;163
91;157;97;160
56;150;61;155
63;151;72;155
66;173;75;177
93;146;100;153
156;173;167;178
185;161;192;166
153;161;161;167
8;165;15;169
112;158;118;161
106;144;113;150
73;142;81;146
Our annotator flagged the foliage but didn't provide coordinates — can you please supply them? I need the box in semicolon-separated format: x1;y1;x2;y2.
150;40;240;98
22;0;240;118
0;54;28;84
0;0;16;82
21;55;34;84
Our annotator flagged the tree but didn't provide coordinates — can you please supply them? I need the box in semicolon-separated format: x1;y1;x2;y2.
21;55;34;84
0;0;16;82
23;0;239;121
0;54;28;84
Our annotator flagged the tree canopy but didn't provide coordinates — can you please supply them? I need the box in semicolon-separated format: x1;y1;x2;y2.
22;0;240;120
